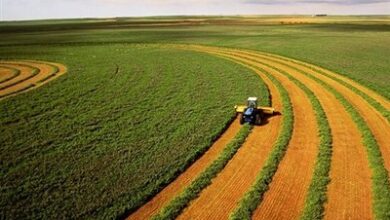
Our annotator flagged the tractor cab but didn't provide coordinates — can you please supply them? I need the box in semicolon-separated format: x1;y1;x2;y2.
247;97;258;108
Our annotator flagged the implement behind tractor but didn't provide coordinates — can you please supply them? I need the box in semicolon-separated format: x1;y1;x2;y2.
235;97;275;125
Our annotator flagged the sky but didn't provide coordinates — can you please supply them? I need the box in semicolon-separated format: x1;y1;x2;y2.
1;0;389;21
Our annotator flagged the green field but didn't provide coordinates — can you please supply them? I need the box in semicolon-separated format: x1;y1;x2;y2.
1;16;389;219
1;16;389;98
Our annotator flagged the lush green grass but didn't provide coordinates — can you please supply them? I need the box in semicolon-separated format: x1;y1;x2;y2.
153;123;252;220
230;64;294;220
0;45;268;219
1;17;389;99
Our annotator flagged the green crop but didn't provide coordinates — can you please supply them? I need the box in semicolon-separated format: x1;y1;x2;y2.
0;45;268;219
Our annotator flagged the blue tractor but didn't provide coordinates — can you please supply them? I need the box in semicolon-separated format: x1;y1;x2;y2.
235;97;275;125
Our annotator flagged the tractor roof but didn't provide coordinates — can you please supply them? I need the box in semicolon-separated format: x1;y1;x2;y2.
248;97;258;101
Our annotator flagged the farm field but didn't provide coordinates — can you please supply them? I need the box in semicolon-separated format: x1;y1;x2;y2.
1;16;390;219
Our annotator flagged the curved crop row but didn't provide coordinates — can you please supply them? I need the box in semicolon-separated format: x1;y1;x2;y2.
0;61;67;100
36;64;60;83
247;51;390;219
253;63;333;220
180;45;389;219
261;53;390;122
0;67;21;84
280;61;390;219
152;124;252;220
0;66;39;91
229;66;294;220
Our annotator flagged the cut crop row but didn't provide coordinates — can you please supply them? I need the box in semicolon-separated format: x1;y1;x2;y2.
229;66;294;220
0;66;21;84
152;123;252;220
252;61;332;220
274;58;390;220
0;65;39;91
262;53;390;122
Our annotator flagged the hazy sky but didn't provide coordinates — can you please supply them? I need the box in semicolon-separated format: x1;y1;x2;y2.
1;0;389;21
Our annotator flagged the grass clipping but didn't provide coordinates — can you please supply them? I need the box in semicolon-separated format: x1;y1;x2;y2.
152;123;252;220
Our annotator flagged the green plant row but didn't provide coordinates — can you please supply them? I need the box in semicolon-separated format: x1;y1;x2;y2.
152;123;252;220
251;60;333;220
259;52;390;122
229;66;294;220
0;67;21;84
261;55;390;220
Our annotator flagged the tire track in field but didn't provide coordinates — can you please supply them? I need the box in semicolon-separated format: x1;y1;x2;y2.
127;118;242;219
0;60;67;100
175;60;284;220
199;47;377;219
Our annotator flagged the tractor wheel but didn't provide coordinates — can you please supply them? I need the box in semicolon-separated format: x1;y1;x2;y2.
255;114;262;125
240;116;245;125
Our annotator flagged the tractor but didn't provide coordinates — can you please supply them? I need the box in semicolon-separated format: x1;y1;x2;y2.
235;97;275;125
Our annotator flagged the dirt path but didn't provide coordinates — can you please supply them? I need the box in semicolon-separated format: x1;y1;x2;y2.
176;63;283;220
127;118;242;219
216;49;373;220
0;60;66;100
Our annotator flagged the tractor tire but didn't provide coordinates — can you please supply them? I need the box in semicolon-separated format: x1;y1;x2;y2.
240;116;245;125
255;114;262;125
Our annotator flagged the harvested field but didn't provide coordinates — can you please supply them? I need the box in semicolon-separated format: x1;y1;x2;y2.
130;44;390;220
0;60;67;100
